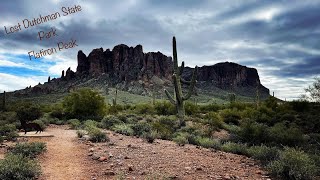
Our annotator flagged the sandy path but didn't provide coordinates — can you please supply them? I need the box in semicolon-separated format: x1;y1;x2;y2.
36;125;90;180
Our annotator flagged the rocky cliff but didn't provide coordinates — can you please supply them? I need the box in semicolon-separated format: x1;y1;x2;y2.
12;44;269;99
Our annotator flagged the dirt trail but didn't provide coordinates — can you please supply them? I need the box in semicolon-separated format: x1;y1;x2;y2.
35;125;90;180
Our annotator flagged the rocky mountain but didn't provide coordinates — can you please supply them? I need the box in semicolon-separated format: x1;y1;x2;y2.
11;44;269;100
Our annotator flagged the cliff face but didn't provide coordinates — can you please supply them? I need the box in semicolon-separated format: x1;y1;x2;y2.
12;44;269;98
76;45;173;82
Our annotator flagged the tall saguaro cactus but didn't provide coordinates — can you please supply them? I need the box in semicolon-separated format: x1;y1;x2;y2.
165;37;198;125
2;91;6;111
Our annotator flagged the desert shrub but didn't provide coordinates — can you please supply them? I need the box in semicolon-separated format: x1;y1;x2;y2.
204;112;224;129
195;136;221;149
0;154;41;180
87;128;108;142
134;103;155;114
154;101;175;115
247;145;279;162
269;122;305;146
84;120;99;129
173;134;189;146
152;116;179;140
267;147;317;180
107;104;123;114
131;120;151;136
76;130;85;138
221;142;248;155
0;124;18;141
32;119;46;130
9;142;46;158
0;112;17;126
16;102;43;121
290;100;310;112
0;136;3;143
112;124;134;136
219;108;241;125
62;88;106;120
185;102;199;115
53;120;65;125
49;104;64;119
67;119;81;129
199;103;223;113
142;130;158;143
237;119;269;144
100;115;122;129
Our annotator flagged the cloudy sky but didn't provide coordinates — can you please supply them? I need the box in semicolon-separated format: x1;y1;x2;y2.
0;0;319;100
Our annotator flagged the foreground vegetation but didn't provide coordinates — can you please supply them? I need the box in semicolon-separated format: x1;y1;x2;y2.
0;142;46;180
1;86;320;179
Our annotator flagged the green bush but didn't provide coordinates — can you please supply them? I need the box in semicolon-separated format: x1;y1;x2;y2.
238;119;269;144
111;124;134;136
199;103;223;113
67;119;81;129
173;134;189;146
87;128;108;142
142;130;158;143
154;101;175;115
0;112;17;126
9;142;46;158
84;120;99;129
134;103;155;114
185;102;199;115
269;122;305;146
204;112;224;129
247;145;279;162
100;115;122;129
131;120;151;136
49;104;64;119
62;88;106;120
219;108;241;125
0;154;41;180
16;102;43;122
152;116;179;140
195;137;221;149
0;136;4;144
0;124;18;141
221;142;248;155
107;104;123;114
267;147;317;180
76;130;85;138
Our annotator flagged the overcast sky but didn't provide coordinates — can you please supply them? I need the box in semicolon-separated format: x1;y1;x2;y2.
1;0;319;100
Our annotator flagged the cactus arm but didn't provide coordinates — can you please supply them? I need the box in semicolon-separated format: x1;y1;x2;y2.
179;61;185;76
164;89;176;104
180;78;191;85
183;66;198;101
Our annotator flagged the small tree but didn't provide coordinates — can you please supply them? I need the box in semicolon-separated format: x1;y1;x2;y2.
62;88;106;120
305;77;320;102
16;102;43;121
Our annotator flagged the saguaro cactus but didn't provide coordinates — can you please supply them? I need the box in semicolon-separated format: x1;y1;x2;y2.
165;37;198;125
112;88;118;106
2;91;6;110
255;80;260;108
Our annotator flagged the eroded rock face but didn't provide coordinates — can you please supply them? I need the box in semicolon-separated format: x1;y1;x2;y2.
181;62;269;94
77;44;173;82
12;44;269;98
77;50;89;74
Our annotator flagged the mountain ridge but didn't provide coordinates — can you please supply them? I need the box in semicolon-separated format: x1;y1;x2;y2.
10;43;270;101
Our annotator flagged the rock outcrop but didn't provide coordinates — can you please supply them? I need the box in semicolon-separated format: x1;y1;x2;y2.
182;62;268;93
11;43;270;98
77;44;173;82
